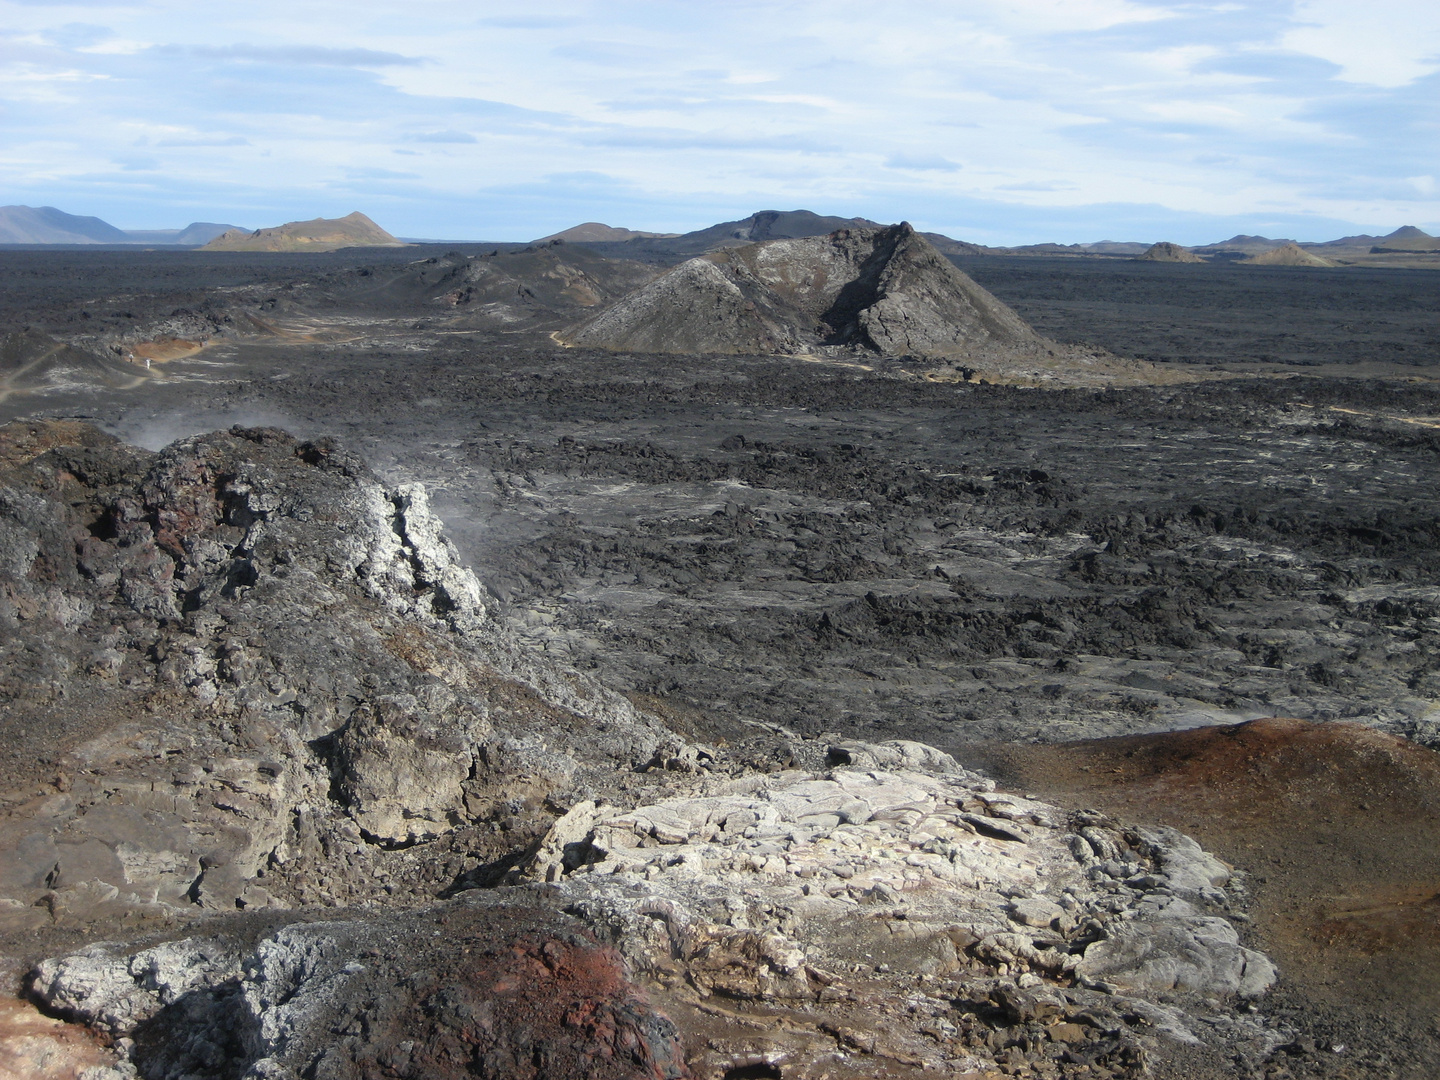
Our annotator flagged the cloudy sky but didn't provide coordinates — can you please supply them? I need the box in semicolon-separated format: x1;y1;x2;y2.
1;0;1436;243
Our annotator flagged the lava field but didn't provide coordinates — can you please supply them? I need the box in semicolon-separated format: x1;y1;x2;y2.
2;241;1439;1078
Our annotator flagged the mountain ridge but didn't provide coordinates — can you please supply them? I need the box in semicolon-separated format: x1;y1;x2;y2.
532;221;680;243
3;203;1436;262
0;205;244;246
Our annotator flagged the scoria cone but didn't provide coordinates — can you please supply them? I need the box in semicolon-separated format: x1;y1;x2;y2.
560;223;1042;358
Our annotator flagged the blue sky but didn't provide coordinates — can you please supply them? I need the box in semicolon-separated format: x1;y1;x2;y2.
1;0;1436;244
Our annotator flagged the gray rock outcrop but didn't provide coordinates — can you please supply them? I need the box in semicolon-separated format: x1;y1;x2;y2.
537;746;1273;1008
0;420;670;927
32;738;1276;1079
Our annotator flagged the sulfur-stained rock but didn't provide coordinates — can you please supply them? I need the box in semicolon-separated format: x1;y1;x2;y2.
537;745;1273;1047
0;421;674;924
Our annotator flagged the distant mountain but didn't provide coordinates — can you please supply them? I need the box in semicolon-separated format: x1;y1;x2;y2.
1302;232;1384;252
0;205;132;245
202;212;405;252
1083;241;1153;256
665;209;884;253
533;222;679;243
1001;241;1149;257
1369;225;1440;253
0;206;247;246
570;210;889;263
122;222;248;246
920;232;988;257
1192;226;1437;262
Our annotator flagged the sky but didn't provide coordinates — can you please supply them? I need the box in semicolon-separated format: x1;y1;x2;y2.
1;0;1437;244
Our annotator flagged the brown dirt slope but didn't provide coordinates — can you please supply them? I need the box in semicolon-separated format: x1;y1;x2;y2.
968;718;1440;1079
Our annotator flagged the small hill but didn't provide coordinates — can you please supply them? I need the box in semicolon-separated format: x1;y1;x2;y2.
558;223;1042;358
1135;242;1205;263
202;212;405;252
557;223;1185;386
312;243;657;329
552;210;990;266
0;205;131;245
1370;225;1440;253
677;209;884;251
1241;242;1336;267
920;232;989;257
533;222;679;243
1193;234;1291;257
0;328;148;401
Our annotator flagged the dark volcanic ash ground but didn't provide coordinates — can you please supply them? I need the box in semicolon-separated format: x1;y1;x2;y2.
1;240;1439;1078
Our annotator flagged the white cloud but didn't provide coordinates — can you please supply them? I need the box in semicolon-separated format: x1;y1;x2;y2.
724;70;778;85
1283;0;1440;86
164;43;424;67
887;154;962;173
40;22;115;48
981;0;1174;32
408;129;477;143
